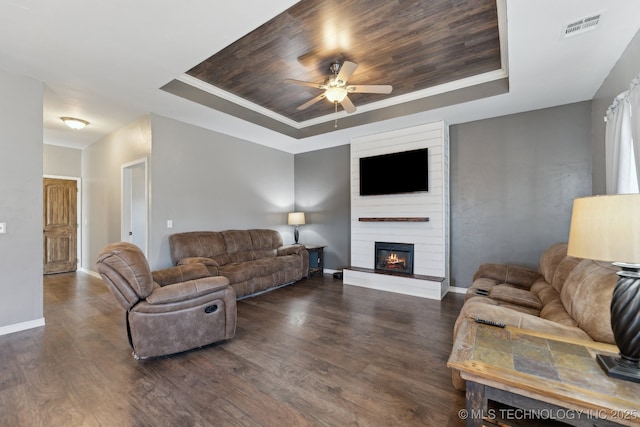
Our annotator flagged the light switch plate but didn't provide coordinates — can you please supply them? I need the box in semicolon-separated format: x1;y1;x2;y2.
0;222;5;234
167;220;173;229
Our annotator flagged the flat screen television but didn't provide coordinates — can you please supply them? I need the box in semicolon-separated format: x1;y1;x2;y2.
359;148;428;196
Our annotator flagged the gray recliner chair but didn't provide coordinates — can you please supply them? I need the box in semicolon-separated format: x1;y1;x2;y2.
96;242;236;359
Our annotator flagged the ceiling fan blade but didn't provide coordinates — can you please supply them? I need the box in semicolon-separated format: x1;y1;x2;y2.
297;93;326;110
284;79;327;90
340;95;356;113
336;61;358;83
347;84;393;94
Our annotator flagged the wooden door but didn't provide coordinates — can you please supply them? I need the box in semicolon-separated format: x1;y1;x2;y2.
43;178;77;274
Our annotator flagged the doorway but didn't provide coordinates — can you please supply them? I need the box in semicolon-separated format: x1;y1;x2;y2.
121;158;148;256
43;177;80;274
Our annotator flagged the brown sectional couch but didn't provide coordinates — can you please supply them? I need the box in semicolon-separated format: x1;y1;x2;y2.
169;229;309;299
451;242;619;390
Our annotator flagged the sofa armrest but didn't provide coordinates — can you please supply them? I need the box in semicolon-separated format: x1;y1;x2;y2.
152;264;211;287
277;244;306;256
145;276;230;305
472;263;540;289
177;256;220;267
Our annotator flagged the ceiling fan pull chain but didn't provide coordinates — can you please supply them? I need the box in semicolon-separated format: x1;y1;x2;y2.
334;102;338;128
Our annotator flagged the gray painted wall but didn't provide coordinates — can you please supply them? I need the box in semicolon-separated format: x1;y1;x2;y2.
149;114;295;269
450;101;592;288
0;69;43;328
43;144;82;177
294;145;351;270
82;116;152;271
591;28;640;195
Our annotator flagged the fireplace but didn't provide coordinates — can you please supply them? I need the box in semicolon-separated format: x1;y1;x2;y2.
375;242;414;275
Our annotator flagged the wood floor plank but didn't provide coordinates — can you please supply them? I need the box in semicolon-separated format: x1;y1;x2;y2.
0;271;471;426
218;330;377;426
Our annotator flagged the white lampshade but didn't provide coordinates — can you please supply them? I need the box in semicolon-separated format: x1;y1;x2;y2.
325;87;347;103
287;212;306;225
567;194;640;264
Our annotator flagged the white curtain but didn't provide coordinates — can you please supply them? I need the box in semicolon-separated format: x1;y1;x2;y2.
629;76;640;191
605;74;640;194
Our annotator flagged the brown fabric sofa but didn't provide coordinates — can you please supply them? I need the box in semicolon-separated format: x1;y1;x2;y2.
169;229;309;299
96;242;237;359
450;242;619;390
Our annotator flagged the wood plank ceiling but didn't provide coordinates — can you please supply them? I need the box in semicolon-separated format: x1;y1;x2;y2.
167;0;504;135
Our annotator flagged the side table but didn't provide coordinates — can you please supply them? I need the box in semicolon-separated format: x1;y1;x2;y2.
305;244;326;277
447;320;640;427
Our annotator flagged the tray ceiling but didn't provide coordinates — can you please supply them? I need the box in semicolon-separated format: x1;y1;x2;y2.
162;0;508;138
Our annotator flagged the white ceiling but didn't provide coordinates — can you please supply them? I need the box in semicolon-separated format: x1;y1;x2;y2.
2;0;639;155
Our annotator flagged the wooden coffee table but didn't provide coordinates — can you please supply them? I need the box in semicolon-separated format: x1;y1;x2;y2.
447;321;640;427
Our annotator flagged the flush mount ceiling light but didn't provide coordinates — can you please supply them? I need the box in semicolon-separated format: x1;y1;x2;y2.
60;116;89;130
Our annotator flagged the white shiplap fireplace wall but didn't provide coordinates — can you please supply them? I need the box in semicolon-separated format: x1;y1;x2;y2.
343;121;450;299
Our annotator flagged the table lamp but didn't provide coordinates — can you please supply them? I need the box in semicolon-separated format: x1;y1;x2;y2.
287;212;305;244
567;194;640;382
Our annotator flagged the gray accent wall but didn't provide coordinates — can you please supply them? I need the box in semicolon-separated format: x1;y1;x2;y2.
0;69;43;329
43;144;82;177
294;145;351;270
591;28;640;195
449;101;592;288
149;114;295;269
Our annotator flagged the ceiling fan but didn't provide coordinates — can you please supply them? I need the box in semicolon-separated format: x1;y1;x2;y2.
284;61;393;115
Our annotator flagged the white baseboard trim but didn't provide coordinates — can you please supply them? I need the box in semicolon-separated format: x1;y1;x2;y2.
448;286;468;294
78;267;101;278
0;317;45;336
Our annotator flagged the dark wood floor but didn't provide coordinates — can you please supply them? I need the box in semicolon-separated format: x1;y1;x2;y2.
1;272;470;426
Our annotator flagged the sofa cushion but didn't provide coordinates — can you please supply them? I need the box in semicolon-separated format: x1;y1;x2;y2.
222;230;258;263
458;297;592;341
539;299;577;327
487;285;542;311
472;263;540;289
169;232;228;265
550;255;581;293
464;294;541;316
560;259;617;344
249;229;282;258
177;256;220;267
219;262;258;284
531;281;560;306
538;242;570;284
465;278;499;300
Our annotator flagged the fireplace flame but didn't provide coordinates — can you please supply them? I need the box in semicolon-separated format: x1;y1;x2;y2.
385;252;406;269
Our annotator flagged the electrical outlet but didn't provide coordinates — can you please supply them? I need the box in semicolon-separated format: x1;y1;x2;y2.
167;220;173;229
0;222;5;234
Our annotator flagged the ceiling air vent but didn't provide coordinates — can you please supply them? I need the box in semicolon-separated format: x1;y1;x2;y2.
562;13;601;38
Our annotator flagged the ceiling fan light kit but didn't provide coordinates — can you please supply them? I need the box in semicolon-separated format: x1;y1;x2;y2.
325;86;347;103
285;60;393;121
